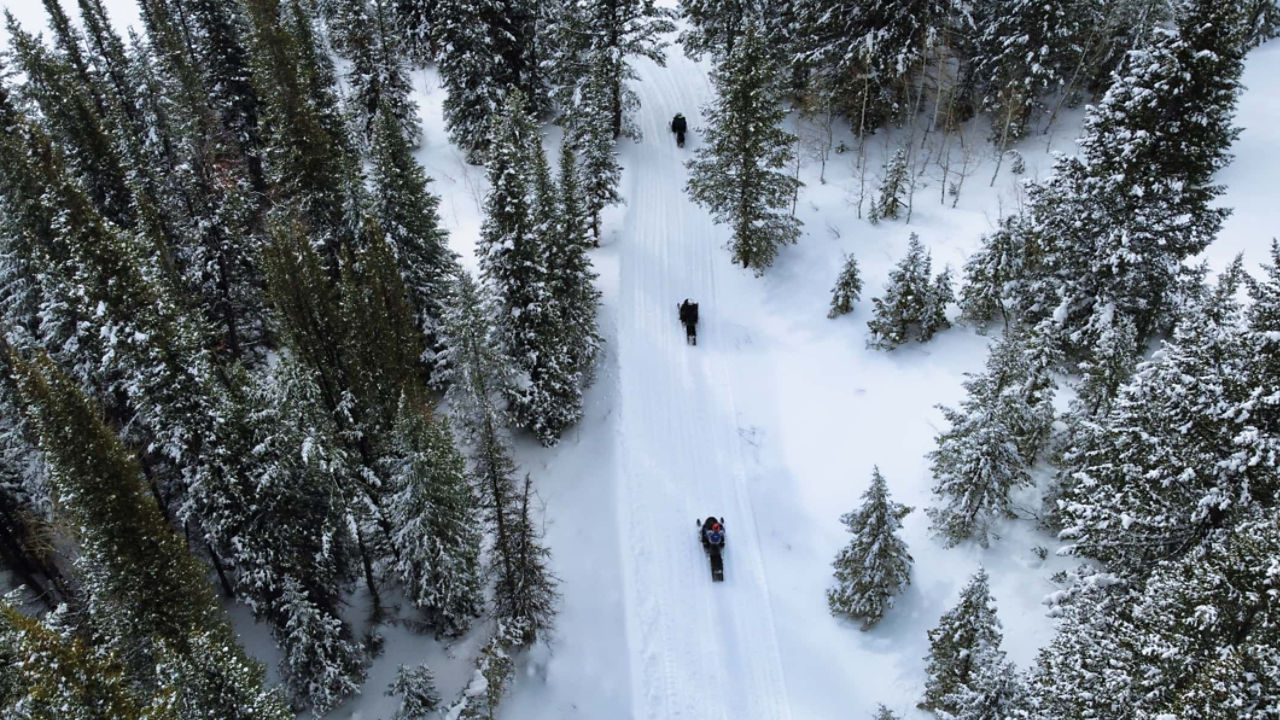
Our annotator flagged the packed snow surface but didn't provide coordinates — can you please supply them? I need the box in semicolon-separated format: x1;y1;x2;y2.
3;2;1276;718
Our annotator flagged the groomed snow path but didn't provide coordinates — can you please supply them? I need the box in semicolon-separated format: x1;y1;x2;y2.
612;38;793;720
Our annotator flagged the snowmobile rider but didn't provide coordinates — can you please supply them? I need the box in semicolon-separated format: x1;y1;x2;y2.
701;517;724;547
671;112;688;147
679;299;698;327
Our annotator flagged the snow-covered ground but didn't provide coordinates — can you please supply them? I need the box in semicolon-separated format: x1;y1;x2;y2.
4;2;1277;717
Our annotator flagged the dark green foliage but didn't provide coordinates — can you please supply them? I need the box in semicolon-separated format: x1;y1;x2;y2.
10;353;289;718
866;235;954;349
827;255;863;318
921;568;1007;714
1056;266;1280;573
388;663;440;719
827;467;912;628
434;0;540;160
369;100;458;365
927;330;1054;547
959;218;1020;329
872;148;909;222
687;19;801;274
383;399;484;636
332;0;421;147
1000;0;1250;359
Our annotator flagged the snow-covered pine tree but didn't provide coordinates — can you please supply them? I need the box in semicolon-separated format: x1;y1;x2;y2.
871;706;900;720
494;473;560;646
1247;239;1280;334
1073;312;1138;416
436;275;559;647
544;0;675;139
388;663;441;719
921;568;1007;713
918;266;955;342
827;467;913;629
867;235;953;349
382;397;484;637
434;0;540;160
0;601;163;717
552;140;604;383
1005;0;1249;359
959;217;1020;329
370;97;459;365
927;331;1049;547
575;56;623;243
1056;264;1279;573
273;577;367;712
10;353;292;718
936;643;1028;720
968;0;1078;148
333;0;421;147
687;18;801;274
828;254;863;318
874;148;909;221
1027;569;1137;720
244;0;357;257
678;0;753;60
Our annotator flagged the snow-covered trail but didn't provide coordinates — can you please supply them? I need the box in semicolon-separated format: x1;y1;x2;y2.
613;39;792;720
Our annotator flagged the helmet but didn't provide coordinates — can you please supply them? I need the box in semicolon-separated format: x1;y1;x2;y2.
712;523;721;532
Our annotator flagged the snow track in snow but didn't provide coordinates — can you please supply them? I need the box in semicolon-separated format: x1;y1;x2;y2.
614;38;792;720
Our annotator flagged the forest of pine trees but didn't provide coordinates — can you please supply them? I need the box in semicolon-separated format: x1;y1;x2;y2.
0;0;1277;715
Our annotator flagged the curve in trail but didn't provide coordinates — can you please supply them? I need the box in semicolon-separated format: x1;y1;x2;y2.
613;32;792;720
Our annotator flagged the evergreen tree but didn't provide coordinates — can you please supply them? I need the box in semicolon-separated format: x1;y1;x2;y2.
575;57;623;242
388;663;440;719
433;0;540;160
827;467;913;629
382;397;484;637
678;0;752;61
827;255;863;319
273;577;366;712
867;235;953;349
919;266;955;342
871;706;899;720
969;0;1079;148
333;0;421;147
543;0;674;139
687;19;801;274
1003;0;1250;358
436;274;558;646
369;99;459;364
10;353;290;718
927;331;1052;547
0;602;169;719
873;148;909;222
1056;266;1279;573
959;218;1020;329
447;633;514;719
551;140;604;386
921;568;1007;714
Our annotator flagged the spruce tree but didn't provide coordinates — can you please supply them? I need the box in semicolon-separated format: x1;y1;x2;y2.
921;568;1007;714
434;0;540;160
1003;0;1249;358
333;0;421;147
388;663;441;719
687;19;801;274
959;218;1020;329
11;353;291;718
827;467;913;629
871;706;899;720
678;0;752;60
575;57;623;243
369;98;459;364
867;235;953;349
873;148;909;222
551;140;604;386
1056;266;1279;572
827;254;863;318
382;397;484;637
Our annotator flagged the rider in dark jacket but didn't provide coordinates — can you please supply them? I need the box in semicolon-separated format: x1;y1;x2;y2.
671;113;688;147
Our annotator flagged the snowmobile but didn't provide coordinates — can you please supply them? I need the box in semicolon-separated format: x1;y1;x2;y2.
678;300;698;346
697;516;726;582
671;113;688;148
